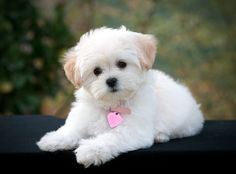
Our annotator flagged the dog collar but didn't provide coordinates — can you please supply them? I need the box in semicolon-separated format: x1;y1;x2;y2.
107;107;131;128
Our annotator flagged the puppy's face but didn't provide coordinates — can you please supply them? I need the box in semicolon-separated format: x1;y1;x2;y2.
63;27;157;104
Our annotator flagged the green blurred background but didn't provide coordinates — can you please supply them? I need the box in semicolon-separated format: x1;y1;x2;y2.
0;0;235;119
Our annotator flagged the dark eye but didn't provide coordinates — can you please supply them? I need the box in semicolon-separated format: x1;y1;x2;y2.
117;61;127;69
93;67;102;76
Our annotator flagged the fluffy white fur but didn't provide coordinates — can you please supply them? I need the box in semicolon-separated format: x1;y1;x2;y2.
37;26;204;167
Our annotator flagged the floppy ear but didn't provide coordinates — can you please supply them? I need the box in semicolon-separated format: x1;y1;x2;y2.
136;34;157;70
63;48;81;88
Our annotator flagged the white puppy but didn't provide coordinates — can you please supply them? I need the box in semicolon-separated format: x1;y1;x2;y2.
37;26;204;167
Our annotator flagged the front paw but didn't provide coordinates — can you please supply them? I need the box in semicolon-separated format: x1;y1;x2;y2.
155;132;170;143
37;131;61;152
37;131;76;152
74;140;114;168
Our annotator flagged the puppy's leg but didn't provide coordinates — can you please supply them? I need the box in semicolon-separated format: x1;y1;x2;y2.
74;126;154;167
37;106;85;152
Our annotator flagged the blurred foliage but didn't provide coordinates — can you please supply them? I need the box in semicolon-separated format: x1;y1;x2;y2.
0;0;235;119
0;0;73;114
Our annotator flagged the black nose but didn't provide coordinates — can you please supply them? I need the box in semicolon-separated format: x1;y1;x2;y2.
106;77;117;88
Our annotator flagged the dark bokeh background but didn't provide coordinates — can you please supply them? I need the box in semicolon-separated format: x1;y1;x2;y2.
0;0;235;119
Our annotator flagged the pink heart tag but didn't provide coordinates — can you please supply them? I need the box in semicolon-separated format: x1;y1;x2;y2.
107;112;123;128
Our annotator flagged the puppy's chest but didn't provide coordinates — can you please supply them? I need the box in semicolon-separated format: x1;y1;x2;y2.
85;109;131;136
86;110;110;136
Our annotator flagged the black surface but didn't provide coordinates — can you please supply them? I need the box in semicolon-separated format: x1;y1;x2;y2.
0;115;235;171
